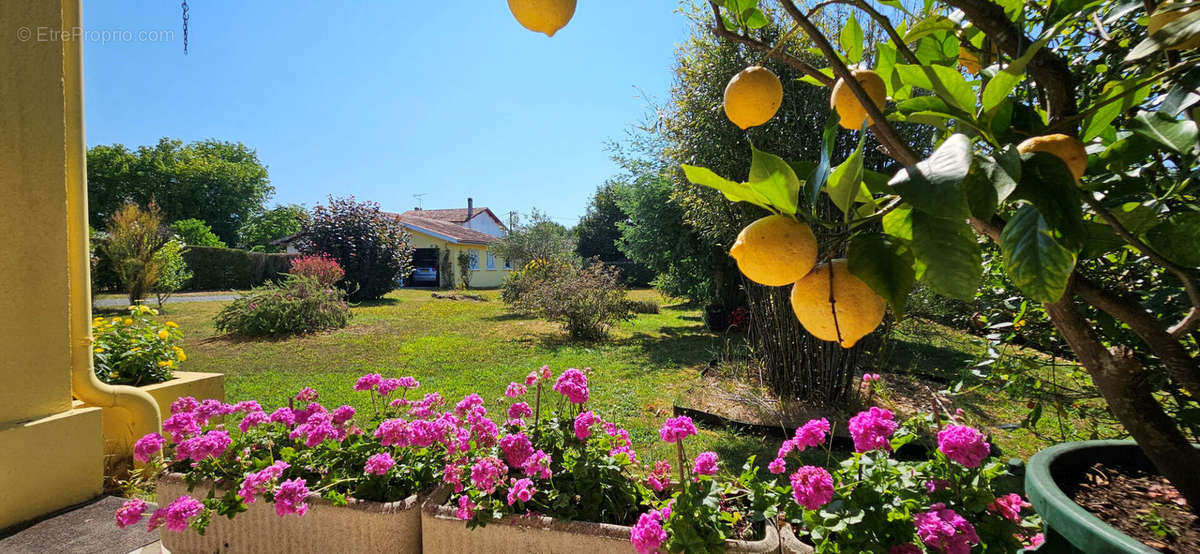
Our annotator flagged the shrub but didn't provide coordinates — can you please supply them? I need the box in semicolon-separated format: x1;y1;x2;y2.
511;259;633;340
181;246;296;290
456;250;476;289
151;238;193;308
289;254;344;287
300;196;414;302
627;299;660;314
500;257;575;307
214;275;351;337
93;305;185;386
169;219;225;248
102;201;170;305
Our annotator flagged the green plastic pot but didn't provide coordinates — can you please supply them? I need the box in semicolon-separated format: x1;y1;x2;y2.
1025;440;1163;553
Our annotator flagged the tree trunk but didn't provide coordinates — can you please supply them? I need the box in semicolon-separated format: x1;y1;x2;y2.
1045;294;1200;509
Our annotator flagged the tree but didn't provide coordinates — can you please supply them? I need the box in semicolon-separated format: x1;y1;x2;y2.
697;0;1200;506
299;196;413;302
101;202;169;305
87;138;274;244
169;219;226;247
576;182;654;285
490;209;576;267
457;250;475;289
151;238;193;308
239;204;309;252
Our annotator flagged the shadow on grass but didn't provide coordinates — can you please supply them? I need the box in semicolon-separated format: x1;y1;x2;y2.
881;337;976;382
354;298;400;307
482;312;534;322
662;301;702;311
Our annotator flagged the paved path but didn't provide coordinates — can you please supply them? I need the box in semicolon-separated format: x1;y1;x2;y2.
93;294;239;308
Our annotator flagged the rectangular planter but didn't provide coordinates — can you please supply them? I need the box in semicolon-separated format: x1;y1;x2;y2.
157;473;422;554
420;486;780;554
88;371;225;460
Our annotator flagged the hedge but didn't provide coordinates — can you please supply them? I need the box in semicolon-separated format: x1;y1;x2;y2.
181;246;298;290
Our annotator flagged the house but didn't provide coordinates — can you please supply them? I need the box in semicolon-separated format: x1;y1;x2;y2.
390;198;512;289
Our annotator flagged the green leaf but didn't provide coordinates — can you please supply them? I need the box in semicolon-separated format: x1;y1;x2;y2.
1011;152;1086;249
744;8;768;29
1128;9;1200;61
902;14;956;43
928;64;977;113
1161;67;1200;117
841;15;864;64
806;112;840;210
1129;111;1199;154
989;144;1021;202
1081;220;1125;258
1083;81;1152;142
1111;201;1161;235
982;32;1053;112
911;211;983;301
826;130;868;219
848;233;916;317
876;42;898;95
1145;212;1200;267
681;164;773;212
964;164;999;220
1000;205;1079;302
749;144;801;215
888;134;974;220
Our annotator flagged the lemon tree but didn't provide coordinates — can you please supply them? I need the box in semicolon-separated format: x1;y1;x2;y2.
678;0;1200;509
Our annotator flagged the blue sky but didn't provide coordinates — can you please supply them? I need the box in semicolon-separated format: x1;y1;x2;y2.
82;2;691;225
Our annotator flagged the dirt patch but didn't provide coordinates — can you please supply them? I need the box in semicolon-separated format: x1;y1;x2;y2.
1070;461;1199;552
431;292;488;302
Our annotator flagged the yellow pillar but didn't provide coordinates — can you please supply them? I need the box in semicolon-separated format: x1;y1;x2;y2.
0;0;159;530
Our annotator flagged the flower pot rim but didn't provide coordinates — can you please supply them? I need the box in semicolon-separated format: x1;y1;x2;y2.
421;485;780;551
1025;439;1161;554
159;471;425;512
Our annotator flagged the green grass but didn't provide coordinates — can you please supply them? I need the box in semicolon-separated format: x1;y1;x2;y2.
151;288;1116;467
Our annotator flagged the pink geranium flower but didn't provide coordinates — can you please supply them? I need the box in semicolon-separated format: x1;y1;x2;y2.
937;425;991;468
790;466;834;510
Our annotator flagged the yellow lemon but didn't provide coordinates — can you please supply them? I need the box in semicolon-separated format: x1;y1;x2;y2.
1149;4;1200;50
729;215;818;287
1017;134;1089;181
958;47;981;75
790;259;886;348
723;66;784;130
830;69;888;130
507;0;577;37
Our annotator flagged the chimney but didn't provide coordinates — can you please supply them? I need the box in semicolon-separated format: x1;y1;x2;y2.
466;197;474;220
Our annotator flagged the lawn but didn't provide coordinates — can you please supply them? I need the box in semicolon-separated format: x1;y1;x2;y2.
138;288;1117;469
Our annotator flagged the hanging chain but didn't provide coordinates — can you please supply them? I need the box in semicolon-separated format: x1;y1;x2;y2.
181;0;189;54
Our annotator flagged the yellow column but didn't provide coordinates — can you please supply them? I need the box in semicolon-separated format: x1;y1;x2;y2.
0;0;157;530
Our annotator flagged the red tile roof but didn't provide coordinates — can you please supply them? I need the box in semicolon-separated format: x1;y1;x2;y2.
400;207;506;229
389;213;497;245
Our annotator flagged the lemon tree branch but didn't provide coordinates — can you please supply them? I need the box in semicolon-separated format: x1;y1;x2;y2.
777;0;920;166
706;1;836;86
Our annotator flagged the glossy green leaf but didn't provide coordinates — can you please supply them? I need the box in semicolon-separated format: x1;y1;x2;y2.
1011;152;1086;249
982;33;1052;112
911;211;983;301
888;134;974;220
805;112;840;210
1129;111;1199;154
1145;212;1200;267
681;164;772;212
1128;9;1200;61
964;164;999;221
1161;67;1200;117
1082;81;1152;142
841;15;864;64
928;64;976;112
990;144;1021;202
1111;201;1161;235
848;233;916;317
744;8;768;29
876;43;898;96
826;129;868;219
1081;220;1124;259
749;144;801;215
902;14;956;43
1000;205;1078;302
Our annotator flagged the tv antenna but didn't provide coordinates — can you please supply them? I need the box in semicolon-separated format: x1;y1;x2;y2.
413;193;427;209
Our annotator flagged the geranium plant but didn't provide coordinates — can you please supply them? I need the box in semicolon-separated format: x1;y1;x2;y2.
772;409;1041;553
449;366;647;527
114;376;446;534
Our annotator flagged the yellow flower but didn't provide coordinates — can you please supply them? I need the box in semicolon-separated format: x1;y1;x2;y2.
109;372;118;378
151;309;159;316
157;329;170;339
123;318;133;326
166;321;178;328
178;352;187;362
94;347;104;353
158;360;172;367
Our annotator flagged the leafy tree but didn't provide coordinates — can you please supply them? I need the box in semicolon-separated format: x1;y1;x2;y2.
151;238;193;308
87;138;274;244
239;204;309;252
490;209;576;267
576;182;654;285
101;202;169;305
457;250;475;289
169;218;225;247
696;0;1200;505
299;196;413;302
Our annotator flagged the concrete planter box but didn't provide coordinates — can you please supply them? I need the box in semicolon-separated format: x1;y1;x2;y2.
91;371;225;460
420;486;781;553
157;473;422;554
